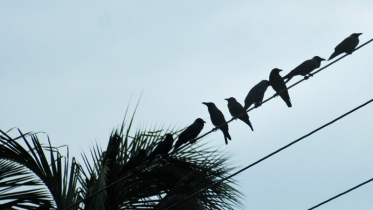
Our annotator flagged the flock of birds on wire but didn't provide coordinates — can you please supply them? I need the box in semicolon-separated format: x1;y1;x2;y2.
120;32;363;173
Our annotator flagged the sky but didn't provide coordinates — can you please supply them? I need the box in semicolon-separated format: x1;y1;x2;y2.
1;1;373;209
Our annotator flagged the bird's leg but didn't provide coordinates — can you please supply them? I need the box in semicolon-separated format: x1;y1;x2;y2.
212;127;219;132
273;93;279;97
190;138;197;143
254;102;262;108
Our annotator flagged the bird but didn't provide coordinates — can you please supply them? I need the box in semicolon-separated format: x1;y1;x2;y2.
225;97;254;131
120;149;147;173
244;80;270;110
202;102;231;145
328;33;362;61
283;56;326;83
269;68;292;107
173;118;206;151
147;133;174;161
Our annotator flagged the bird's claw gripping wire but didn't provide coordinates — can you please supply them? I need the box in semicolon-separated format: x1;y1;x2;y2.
304;73;314;80
254;102;262;108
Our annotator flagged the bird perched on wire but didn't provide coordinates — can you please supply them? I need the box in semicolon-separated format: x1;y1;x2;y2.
328;33;362;61
120;149;147;173
244;80;269;110
173;118;206;152
283;56;326;83
147;133;174;161
269;68;292;107
225;97;254;131
202;102;231;145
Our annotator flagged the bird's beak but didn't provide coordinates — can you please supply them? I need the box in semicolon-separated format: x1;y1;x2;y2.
202;120;206;123
202;102;207;105
278;69;282;72
224;98;229;101
320;58;326;61
358;33;363;36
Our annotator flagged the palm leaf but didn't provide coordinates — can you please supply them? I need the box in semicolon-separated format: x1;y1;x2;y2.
0;129;81;209
79;111;244;209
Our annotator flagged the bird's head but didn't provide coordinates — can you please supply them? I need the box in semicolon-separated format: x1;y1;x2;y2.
195;118;206;124
351;33;363;37
202;102;215;107
270;68;282;77
165;133;174;141
272;68;282;73
313;56;326;62
224;97;236;103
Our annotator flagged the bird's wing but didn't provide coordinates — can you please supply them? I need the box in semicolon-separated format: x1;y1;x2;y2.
335;36;354;52
179;124;196;140
293;59;315;74
211;109;226;125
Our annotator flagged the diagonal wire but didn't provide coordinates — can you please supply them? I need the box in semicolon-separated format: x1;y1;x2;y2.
164;97;373;209
308;177;373;210
63;38;373;210
184;38;373;147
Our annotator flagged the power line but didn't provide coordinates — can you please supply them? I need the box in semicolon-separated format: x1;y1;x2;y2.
164;97;373;209
64;38;373;210
308;177;373;209
173;38;373;151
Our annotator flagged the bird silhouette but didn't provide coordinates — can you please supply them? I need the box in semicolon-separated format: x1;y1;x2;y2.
244;80;269;110
173;118;205;151
225;97;254;131
147;133;174;161
120;149;147;173
328;33;362;61
269;68;292;107
283;56;325;83
202;102;231;145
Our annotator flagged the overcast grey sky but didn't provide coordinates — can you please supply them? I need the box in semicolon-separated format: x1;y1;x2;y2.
1;1;373;209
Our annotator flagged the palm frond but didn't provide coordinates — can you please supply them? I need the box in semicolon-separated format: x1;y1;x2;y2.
0;159;48;209
0;129;81;210
80;115;244;209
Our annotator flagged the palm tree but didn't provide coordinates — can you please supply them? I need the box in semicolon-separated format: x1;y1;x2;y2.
0;109;243;209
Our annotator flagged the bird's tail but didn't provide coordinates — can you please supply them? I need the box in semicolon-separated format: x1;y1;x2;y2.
285;99;292;107
245;120;254;131
222;130;231;145
328;51;339;61
243;102;252;111
280;94;292;107
283;73;293;84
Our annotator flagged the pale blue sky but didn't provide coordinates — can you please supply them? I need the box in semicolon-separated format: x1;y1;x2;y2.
1;1;373;209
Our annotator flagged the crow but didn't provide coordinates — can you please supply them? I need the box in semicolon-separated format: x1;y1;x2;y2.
202;102;231;144
244;80;269;110
283;56;325;83
173;118;205;151
328;33;362;61
225;97;253;131
269;68;292;107
147;133;174;161
120;149;147;173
